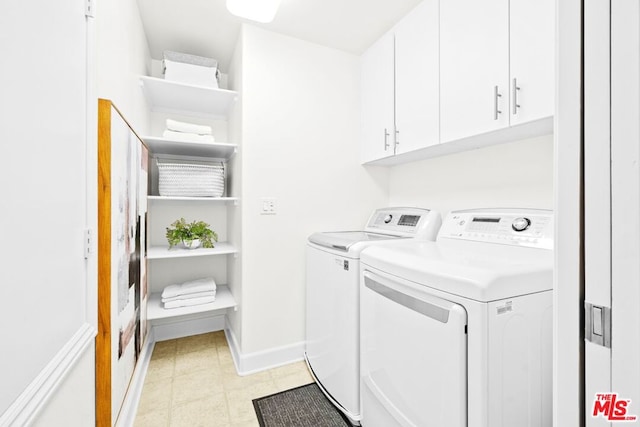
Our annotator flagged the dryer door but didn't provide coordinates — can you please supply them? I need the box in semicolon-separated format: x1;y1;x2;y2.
361;270;467;427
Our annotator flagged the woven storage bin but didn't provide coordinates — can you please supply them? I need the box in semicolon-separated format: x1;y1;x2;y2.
158;161;224;197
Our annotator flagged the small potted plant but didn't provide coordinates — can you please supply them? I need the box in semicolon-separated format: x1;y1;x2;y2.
166;218;218;249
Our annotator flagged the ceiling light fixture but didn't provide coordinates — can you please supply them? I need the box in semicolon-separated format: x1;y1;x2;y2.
226;0;282;23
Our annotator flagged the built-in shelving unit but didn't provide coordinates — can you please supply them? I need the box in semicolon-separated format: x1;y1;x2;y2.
140;75;239;336
147;285;237;321
143;136;237;159
147;243;238;260
148;195;238;203
140;76;238;119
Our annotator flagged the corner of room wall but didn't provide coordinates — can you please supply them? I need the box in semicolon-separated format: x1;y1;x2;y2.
96;0;152;135
226;27;244;352
238;25;389;358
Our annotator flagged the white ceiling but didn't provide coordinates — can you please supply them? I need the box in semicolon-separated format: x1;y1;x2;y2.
136;0;423;71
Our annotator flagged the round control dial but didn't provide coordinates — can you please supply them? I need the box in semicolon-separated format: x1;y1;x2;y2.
384;214;393;224
512;217;531;232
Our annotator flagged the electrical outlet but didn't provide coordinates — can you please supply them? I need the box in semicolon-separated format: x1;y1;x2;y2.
260;197;277;215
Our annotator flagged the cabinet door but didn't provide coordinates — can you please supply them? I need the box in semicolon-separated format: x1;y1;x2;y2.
361;32;395;163
440;0;510;143
509;0;555;125
395;0;440;154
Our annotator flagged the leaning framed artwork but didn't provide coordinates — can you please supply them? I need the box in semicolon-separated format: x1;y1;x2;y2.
97;99;149;426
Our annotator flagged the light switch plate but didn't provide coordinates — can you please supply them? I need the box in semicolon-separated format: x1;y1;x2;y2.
260;197;277;215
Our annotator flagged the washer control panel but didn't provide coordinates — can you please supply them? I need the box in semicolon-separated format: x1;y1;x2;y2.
364;207;442;240
438;208;554;249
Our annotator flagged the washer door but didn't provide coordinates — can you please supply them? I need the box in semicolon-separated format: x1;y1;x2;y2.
361;270;467;427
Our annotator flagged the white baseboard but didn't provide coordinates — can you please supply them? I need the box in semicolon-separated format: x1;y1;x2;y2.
115;329;156;427
224;326;305;376
0;324;96;427
152;313;226;342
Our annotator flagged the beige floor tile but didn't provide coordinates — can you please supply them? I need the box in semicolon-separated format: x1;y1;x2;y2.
230;420;260;427
136;378;173;416
225;380;279;422
170;394;230;427
136;333;322;427
273;371;314;393
144;356;176;383
218;359;239;375
134;407;170;427
268;360;309;379
176;332;217;355
172;369;225;405
213;332;228;347
221;370;272;392
216;345;234;365
152;339;179;359
174;347;218;376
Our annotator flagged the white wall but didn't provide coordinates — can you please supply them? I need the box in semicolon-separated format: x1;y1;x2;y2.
227;32;244;346
239;25;389;355
0;0;95;424
97;0;151;134
32;347;96;427
388;135;554;216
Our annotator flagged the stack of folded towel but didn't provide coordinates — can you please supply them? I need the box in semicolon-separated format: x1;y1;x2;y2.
161;277;217;309
163;119;215;144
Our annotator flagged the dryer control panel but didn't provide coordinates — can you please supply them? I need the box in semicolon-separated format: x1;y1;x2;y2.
364;207;442;240
438;208;554;250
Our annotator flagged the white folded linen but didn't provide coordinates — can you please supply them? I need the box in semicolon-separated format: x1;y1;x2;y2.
163;130;215;143
161;277;217;299
166;119;212;135
162;290;216;303
163;295;216;309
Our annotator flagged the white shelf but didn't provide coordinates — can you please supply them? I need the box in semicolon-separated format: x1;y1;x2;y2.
147;285;236;321
140;76;238;119
143;136;237;159
148;196;238;203
147;242;238;259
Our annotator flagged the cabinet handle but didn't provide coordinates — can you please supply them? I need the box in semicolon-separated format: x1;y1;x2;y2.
384;128;390;151
512;78;521;115
494;86;502;120
395;128;400;147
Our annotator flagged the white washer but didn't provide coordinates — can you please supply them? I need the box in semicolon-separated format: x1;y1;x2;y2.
305;207;441;424
360;208;554;427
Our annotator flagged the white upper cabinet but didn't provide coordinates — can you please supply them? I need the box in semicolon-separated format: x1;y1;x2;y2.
361;0;440;163
395;0;440;155
440;0;510;143
509;0;555;125
361;32;395;163
440;0;554;143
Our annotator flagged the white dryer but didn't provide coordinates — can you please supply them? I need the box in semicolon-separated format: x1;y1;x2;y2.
305;207;441;424
360;208;554;427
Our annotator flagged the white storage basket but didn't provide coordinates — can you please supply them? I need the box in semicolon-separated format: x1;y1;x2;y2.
163;51;219;88
157;161;225;197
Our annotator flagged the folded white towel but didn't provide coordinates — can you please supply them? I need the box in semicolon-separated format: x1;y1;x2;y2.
162;290;216;303
163;295;216;309
161;277;217;299
166;119;212;135
163;130;215;143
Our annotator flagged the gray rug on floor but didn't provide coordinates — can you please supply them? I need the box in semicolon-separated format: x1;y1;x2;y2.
252;383;352;427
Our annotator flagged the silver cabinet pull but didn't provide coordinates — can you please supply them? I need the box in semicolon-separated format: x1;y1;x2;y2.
494;85;502;120
512;78;521;115
384;128;390;151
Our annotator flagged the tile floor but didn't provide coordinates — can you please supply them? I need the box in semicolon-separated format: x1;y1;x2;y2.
134;331;314;427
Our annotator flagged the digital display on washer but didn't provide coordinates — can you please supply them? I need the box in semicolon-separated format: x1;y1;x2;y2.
472;217;500;223
398;215;421;227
